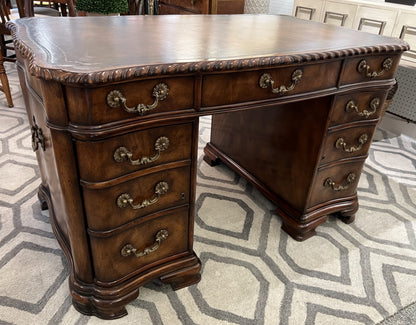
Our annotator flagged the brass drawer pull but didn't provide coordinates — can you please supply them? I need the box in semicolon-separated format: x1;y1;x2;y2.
357;58;393;78
335;134;368;153
345;97;380;118
121;229;169;258
106;83;169;115
117;181;169;209
31;117;45;152
113;136;170;165
324;173;356;191
259;69;303;95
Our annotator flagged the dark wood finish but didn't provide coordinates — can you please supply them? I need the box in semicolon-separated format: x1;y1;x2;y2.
0;0;25;62
158;0;244;14
0;50;12;106
8;15;408;319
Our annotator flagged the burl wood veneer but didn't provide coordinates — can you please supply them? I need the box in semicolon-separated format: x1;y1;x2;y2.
8;15;408;319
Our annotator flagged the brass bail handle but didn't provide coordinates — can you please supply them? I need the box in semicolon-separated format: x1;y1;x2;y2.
116;181;169;210
113;136;170;166
324;173;356;191
357;57;393;78
335;134;368;153
345;97;380;118
106;82;169;115
259;69;303;95
121;229;169;258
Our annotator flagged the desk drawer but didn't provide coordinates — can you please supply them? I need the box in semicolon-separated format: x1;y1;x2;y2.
308;160;364;207
330;90;387;126
66;76;195;125
76;123;193;182
83;165;190;230
89;207;189;283
339;54;400;86
201;61;342;107
320;124;376;164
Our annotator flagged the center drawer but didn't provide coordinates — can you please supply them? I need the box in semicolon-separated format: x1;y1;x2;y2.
76;123;193;182
82;165;191;230
89;206;189;283
201;61;342;108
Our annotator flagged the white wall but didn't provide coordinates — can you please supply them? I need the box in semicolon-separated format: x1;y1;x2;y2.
268;0;294;15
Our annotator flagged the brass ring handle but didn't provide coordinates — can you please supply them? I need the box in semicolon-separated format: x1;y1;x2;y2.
121;229;169;258
357;58;393;78
106;83;169;115
113;136;170;165
335;134;368;153
259;69;303;95
345;97;380;118
324;173;356;191
117;181;169;210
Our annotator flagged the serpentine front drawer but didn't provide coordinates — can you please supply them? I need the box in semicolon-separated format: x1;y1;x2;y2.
82;165;191;230
76;123;193;182
308;159;365;208
88;206;189;284
320;123;376;164
330;90;388;126
65;76;195;125
339;54;401;86
200;61;342;107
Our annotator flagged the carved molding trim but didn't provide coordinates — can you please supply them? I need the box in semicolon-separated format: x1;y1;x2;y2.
7;22;410;85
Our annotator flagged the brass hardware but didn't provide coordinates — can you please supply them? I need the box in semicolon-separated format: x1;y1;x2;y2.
324;173;356;191
345;97;380;118
106;83;169;115
259;69;303;95
335;134;368;153
121;229;169;258
113;136;170;165
31;116;45;152
357;58;393;78
117;181;169;210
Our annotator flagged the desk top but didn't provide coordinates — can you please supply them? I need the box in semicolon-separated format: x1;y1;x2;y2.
8;15;409;84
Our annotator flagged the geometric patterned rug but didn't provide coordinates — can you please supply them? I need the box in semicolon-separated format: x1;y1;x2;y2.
1;61;415;325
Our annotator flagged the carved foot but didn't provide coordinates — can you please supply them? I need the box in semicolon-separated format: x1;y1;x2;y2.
37;184;49;210
203;143;221;166
159;260;202;290
335;201;358;224
279;210;327;242
71;288;139;320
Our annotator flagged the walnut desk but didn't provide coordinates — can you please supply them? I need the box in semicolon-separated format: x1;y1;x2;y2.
8;15;408;319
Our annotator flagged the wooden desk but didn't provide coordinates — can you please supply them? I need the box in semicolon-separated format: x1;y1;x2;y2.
8;15;408;319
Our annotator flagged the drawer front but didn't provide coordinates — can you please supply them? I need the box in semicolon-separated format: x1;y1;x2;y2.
89;207;189;283
201;61;342;108
76;123;193;182
339;55;400;86
66;76;195;125
323;1;357;28
83;166;190;230
321;124;376;164
330;90;388;126
308;160;364;208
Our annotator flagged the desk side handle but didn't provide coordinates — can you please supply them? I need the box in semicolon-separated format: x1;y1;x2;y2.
357;58;393;78
107;83;169;115
121;230;169;258
114;136;170;165
116;181;169;209
259;69;303;95
324;173;356;191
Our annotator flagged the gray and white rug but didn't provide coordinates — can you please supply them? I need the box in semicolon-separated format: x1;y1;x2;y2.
0;61;415;325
